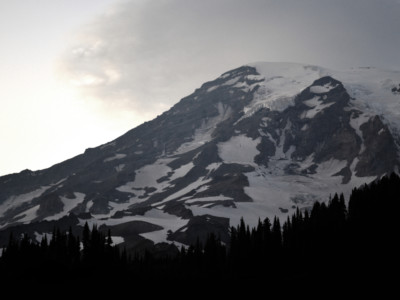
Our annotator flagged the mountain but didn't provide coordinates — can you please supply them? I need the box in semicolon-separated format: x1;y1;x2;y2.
1;62;400;252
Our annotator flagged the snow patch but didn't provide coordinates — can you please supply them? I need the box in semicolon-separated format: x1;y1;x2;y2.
349;112;371;154
0;186;52;217
116;181;137;194
154;176;212;204
139;209;188;245
169;162;194;182
310;82;338;94
45;192;86;221
207;86;218;93
218;135;260;164
184;195;233;204
86;200;94;212
129;158;173;190
206;162;223;175
80;208;189;246
223;77;240;86
110;236;124;246
115;159;195;211
316;159;348;176
115;164;125;172
34;232;52;243
14;205;40;224
302;96;335;118
104;153;126;162
232;80;259;93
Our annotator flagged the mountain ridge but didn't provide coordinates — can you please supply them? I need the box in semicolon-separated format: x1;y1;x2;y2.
1;61;400;251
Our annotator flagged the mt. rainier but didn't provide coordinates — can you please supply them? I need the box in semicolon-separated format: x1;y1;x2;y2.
1;62;400;251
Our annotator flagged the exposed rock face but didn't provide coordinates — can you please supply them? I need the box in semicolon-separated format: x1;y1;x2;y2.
356;116;398;176
1;62;400;250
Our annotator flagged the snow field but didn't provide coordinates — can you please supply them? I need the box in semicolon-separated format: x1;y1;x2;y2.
45;192;86;221
103;153;126;163
218;135;260;164
302;96;335;119
79;208;189;246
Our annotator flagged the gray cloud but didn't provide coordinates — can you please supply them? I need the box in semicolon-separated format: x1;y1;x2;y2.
59;0;400;119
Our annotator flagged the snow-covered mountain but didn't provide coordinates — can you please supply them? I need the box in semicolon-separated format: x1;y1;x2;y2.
1;62;400;251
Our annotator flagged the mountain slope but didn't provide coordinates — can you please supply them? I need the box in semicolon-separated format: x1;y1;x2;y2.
1;62;400;250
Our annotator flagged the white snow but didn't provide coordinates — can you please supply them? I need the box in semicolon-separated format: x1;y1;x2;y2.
120;158;173;192
139;209;189;245
302;96;335;119
0;179;67;228
310;82;338;94
191;157;375;227
115;164;125;172
184;195;233;204
110;236;124;246
104;153;126;162
45;192;86;221
0;186;51;217
155;176;212;204
115;159;196;211
219;72;231;79
237;62;326;121
241;62;400;138
349;112;371;154
86;200;94;212
303;96;322;107
13;205;40;223
301;124;309;131
223;76;240;86
316;158;348;176
329;68;400;139
207;86;218;93
218;135;260;164
79;208;189;246
34;232;52;243
206;162;222;173
232;80;259;93
116;181;138;194
169;162;194;182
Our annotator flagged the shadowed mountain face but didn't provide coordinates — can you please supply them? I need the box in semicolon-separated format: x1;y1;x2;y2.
1;62;399;250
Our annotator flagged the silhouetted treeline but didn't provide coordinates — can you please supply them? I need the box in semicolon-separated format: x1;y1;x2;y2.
0;173;399;288
0;223;126;283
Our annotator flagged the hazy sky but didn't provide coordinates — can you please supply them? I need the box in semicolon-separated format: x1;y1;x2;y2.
1;0;400;176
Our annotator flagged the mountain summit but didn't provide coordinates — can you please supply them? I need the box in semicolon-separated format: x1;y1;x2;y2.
1;62;400;251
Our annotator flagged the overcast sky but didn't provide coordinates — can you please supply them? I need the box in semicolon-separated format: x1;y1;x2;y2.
1;0;400;176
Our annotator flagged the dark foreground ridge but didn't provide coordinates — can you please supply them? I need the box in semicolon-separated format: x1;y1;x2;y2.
0;173;398;291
